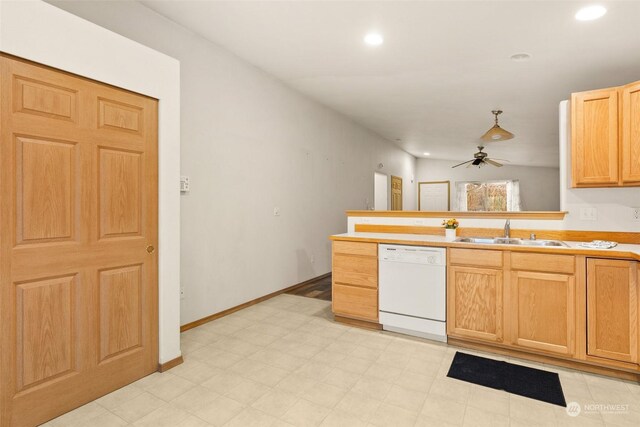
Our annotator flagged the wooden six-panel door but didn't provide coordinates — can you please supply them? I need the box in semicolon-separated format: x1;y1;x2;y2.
0;55;158;426
391;175;402;210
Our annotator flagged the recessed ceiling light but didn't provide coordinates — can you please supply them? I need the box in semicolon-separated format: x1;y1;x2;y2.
423;152;430;156
510;53;532;62
575;5;607;21
364;32;384;46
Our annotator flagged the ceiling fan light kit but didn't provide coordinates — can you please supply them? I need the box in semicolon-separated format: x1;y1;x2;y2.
481;110;515;142
451;110;514;168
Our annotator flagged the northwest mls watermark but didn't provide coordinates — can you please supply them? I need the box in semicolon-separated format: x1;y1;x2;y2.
566;401;630;417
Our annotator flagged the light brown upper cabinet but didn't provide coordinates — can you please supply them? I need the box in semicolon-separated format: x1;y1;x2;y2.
622;81;640;183
587;258;638;364
571;80;640;187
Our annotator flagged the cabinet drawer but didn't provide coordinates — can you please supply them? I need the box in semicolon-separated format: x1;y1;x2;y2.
333;254;377;288
510;253;574;274
333;241;377;257
449;248;503;268
333;284;378;321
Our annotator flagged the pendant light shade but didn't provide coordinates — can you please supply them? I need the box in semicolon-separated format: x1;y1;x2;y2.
481;110;514;142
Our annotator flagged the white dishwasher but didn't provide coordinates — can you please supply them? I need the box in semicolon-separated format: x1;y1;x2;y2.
379;244;447;342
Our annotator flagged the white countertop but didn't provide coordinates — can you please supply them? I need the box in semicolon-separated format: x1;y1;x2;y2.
332;232;640;260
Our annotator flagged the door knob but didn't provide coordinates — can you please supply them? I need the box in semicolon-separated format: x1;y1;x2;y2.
146;245;155;254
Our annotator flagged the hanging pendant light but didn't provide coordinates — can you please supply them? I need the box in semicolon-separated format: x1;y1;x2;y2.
481;110;514;142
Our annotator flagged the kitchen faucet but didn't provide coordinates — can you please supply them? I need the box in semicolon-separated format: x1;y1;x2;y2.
504;219;510;238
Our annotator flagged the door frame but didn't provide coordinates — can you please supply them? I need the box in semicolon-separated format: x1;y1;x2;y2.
0;1;181;366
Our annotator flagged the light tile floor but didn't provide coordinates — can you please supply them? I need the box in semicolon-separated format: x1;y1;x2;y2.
45;294;640;426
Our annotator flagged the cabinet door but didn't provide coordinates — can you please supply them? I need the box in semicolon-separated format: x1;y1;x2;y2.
571;87;619;186
510;271;575;356
587;259;638;363
621;81;640;184
447;266;503;343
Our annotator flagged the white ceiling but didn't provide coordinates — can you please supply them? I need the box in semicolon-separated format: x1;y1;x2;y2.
142;0;640;167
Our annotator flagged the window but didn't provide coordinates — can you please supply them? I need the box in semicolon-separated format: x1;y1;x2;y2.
455;180;521;211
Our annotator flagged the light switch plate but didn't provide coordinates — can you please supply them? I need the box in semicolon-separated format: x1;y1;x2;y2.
180;176;190;193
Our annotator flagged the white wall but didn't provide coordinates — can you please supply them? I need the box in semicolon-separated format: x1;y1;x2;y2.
0;0;181;363
49;0;417;325
416;159;561;211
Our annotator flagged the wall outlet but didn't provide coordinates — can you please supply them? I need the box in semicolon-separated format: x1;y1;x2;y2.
180;285;185;300
579;207;597;221
273;207;280;216
633;208;640;221
180;176;190;193
413;219;427;226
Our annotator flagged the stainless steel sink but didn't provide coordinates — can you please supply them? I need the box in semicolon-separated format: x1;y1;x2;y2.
454;237;568;247
455;237;497;244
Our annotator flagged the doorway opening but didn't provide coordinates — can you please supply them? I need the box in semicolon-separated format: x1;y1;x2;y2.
374;172;388;210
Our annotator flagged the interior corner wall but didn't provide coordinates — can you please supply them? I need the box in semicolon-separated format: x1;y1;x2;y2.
415;158;561;211
48;0;417;326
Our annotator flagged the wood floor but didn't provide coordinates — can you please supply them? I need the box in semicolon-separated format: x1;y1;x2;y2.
286;274;332;301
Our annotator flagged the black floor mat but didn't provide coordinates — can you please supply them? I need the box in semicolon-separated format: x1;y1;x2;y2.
447;352;566;407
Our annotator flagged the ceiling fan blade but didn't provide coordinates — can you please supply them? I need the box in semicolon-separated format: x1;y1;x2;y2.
472;158;483;166
485;159;503;167
451;159;474;168
489;158;510;163
466;161;476;168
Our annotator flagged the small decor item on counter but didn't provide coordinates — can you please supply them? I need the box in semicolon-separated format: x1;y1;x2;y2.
442;218;459;241
579;240;618;249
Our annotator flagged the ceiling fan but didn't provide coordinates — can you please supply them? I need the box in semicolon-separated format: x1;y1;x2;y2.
451;146;508;168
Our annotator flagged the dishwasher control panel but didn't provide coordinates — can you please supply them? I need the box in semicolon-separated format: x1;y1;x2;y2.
379;245;445;265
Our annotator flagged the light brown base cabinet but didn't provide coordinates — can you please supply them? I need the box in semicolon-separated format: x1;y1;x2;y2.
447;249;504;343
331;240;640;379
510;270;575;356
587;258;638;364
331;241;379;326
448;248;640;377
